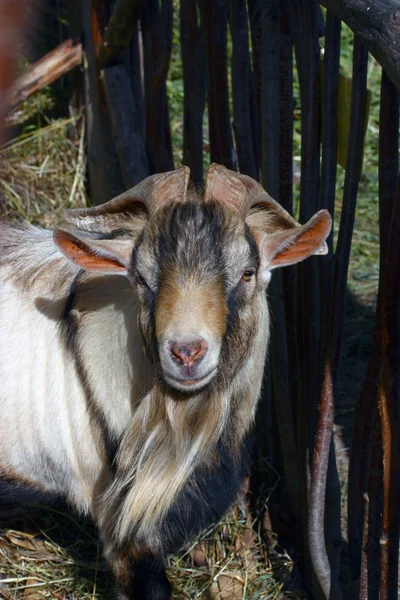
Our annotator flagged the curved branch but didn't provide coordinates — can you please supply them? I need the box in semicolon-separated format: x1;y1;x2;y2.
309;35;368;600
319;0;400;91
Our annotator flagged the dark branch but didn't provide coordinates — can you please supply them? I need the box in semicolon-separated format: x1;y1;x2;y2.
319;0;400;91
99;0;146;67
102;65;149;188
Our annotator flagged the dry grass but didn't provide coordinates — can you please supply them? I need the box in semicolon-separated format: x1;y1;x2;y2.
0;499;297;600
0;112;87;226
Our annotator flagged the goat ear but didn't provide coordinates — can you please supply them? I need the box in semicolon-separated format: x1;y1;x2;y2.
244;181;329;256
256;210;331;281
53;229;133;275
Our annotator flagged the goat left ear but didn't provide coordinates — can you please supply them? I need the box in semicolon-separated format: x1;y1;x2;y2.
53;228;133;275
255;210;331;282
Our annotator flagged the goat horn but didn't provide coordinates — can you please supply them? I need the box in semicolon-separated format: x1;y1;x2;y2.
235;172;300;229
65;166;190;232
204;164;249;216
237;172;330;255
204;164;328;254
204;164;298;225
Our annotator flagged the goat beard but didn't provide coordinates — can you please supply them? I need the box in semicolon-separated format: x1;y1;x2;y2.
100;381;230;552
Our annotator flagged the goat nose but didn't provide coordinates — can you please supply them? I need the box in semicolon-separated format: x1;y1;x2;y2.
169;339;208;366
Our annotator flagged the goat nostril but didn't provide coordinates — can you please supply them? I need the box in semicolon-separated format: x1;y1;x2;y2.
169;340;208;366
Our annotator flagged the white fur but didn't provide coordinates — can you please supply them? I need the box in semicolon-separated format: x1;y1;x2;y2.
0;221;269;548
0;224;152;512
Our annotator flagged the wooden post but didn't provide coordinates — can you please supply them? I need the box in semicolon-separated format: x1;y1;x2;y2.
309;35;368;600
317;12;342;595
81;1;109;204
289;0;322;593
377;73;400;600
180;0;206;185
102;64;149;187
228;0;257;179
141;0;174;173
247;0;262;168
259;0;299;523
199;0;236;170
98;0;146;67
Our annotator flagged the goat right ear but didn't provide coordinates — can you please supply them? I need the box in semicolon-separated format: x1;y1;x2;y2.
53;229;133;275
256;210;332;282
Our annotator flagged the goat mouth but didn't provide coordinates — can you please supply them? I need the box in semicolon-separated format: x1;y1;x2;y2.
163;368;218;392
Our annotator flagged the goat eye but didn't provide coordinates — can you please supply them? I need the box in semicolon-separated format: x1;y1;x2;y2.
136;273;147;287
241;269;255;282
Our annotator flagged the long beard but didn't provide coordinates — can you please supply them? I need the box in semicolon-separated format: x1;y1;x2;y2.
101;381;230;551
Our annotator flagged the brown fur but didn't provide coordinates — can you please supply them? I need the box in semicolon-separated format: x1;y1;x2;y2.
156;272;227;342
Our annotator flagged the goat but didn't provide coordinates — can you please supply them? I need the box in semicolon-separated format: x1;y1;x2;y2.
0;164;331;599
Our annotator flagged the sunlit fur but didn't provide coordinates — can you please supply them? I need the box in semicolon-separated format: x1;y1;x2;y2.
0;196;267;539
0;173;325;599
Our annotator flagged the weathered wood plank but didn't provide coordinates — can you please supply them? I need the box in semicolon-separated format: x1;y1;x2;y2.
259;0;300;523
6;39;82;112
377;71;400;600
379;188;400;600
316;13;342;597
122;24;145;140
278;1;297;427
247;0;262;168
261;0;279;196
347;65;399;600
289;1;322;594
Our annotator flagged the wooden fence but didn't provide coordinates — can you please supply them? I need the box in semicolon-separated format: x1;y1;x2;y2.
3;0;400;598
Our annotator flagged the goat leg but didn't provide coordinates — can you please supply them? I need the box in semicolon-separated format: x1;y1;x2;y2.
110;550;172;600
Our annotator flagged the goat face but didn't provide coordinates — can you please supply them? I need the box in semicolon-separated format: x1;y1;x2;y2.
54;164;331;395
134;201;260;392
